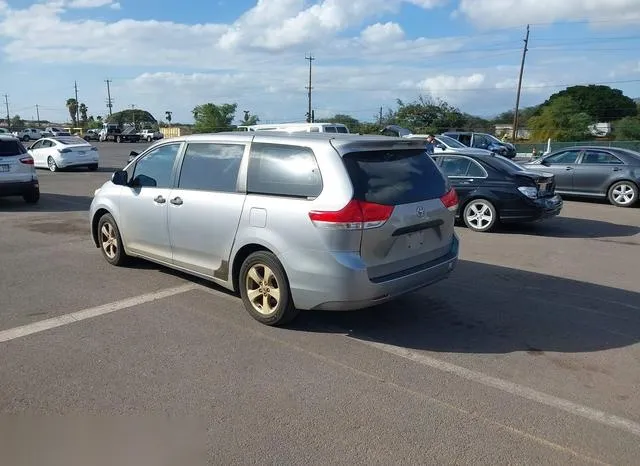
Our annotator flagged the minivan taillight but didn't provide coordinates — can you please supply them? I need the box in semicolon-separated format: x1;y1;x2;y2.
309;199;394;230
440;188;459;212
19;156;34;165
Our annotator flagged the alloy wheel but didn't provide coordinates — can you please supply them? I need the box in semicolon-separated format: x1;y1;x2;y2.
245;264;281;316
100;222;118;260
611;183;636;206
465;202;494;230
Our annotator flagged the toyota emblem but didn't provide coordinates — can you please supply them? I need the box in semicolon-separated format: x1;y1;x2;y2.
416;206;425;217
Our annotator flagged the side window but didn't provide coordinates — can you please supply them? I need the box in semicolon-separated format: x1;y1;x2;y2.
324;126;337;133
440;156;472;177
545;150;580;164
580;151;623;165
247;143;323;198
467;160;487;177
132;143;181;188
458;134;472;146
30;140;43;150
309;127;320;132
42;140;53;148
178;143;244;193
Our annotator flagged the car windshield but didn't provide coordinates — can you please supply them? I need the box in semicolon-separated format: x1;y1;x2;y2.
437;135;466;148
0;139;27;156
55;136;89;145
485;134;504;144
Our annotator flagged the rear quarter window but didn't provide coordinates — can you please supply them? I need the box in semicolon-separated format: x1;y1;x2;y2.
247;143;323;198
343;149;448;205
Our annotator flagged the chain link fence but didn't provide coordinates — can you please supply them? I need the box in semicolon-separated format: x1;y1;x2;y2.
515;140;640;155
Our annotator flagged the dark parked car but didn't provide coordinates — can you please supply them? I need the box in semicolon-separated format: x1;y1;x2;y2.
443;132;517;159
83;129;100;141
432;153;562;232
524;146;640;207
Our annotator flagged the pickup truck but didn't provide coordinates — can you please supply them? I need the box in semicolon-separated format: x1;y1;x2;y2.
99;124;141;143
138;129;164;142
12;128;45;141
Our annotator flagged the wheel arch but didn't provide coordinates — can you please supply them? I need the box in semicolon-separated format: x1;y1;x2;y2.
231;243;276;294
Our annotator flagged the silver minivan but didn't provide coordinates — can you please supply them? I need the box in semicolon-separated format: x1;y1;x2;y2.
90;132;459;325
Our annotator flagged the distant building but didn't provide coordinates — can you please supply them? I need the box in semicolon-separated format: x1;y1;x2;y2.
588;122;611;137
494;124;531;140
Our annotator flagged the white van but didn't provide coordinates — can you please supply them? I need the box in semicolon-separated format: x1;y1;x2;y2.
244;122;350;134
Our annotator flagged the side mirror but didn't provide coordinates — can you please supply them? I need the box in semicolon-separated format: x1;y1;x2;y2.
540;159;550;166
112;170;128;186
436;144;446;150
127;151;139;164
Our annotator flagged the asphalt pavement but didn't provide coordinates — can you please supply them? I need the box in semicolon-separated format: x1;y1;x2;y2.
0;142;639;465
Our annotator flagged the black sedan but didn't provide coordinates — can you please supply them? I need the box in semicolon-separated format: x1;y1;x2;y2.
432;153;563;232
524;146;640;207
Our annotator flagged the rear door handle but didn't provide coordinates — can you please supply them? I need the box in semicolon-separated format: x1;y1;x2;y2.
565;167;573;171
154;195;166;204
612;167;622;171
170;197;183;206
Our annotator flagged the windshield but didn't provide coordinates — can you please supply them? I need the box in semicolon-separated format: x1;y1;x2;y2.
437;135;467;148
486;134;504;145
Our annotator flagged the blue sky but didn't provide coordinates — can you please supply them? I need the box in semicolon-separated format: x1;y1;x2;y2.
1;0;640;125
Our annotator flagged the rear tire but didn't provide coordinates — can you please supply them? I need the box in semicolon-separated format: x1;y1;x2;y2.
97;213;129;266
116;135;122;143
463;199;497;232
608;181;638;207
47;156;58;172
23;187;40;204
239;251;299;326
88;164;98;171
23;135;29;142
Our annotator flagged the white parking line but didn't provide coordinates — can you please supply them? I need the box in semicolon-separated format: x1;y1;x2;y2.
0;284;198;343
358;340;640;438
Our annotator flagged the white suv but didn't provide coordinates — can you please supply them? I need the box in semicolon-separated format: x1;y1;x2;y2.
0;135;40;204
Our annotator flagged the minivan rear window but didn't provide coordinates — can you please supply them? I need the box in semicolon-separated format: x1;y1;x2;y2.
343;149;448;205
0;140;26;157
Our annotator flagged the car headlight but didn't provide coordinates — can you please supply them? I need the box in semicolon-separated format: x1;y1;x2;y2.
94;188;101;196
518;186;538;199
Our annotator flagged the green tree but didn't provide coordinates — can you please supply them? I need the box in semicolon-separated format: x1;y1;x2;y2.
541;85;637;122
10;115;25;131
528;96;592;141
241;110;260;126
106;109;157;126
79;103;88;126
492;106;538;126
614;116;640;140
395;96;466;133
66;98;78;126
165;111;172;125
192;103;237;133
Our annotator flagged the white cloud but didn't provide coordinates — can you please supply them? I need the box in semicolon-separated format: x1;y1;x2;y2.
456;0;640;28
67;0;118;8
360;22;405;44
417;73;486;101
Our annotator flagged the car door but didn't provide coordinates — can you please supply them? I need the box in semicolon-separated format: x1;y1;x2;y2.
537;150;581;192
435;155;487;202
28;140;46;167
572;149;625;195
117;143;182;262
167;142;246;278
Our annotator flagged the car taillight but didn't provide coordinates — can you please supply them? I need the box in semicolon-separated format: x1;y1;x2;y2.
19;156;34;165
58;148;71;153
440;188;459;212
90;147;98;151
309;199;394;230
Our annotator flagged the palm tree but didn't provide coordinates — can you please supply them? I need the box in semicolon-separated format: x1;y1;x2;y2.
79;103;88;126
66;98;78;126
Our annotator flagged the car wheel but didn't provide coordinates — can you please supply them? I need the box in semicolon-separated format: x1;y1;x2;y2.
47;156;58;172
23;187;40;204
608;181;638;207
147;136;152;142
463;199;497;232
97;214;129;266
116;135;122;143
88;164;98;171
239;251;299;326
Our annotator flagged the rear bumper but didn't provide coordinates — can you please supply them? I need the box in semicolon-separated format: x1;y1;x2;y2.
500;194;563;222
282;235;459;311
57;156;99;168
0;180;39;197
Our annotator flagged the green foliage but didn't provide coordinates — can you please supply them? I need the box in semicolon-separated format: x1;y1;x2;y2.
395;96;466;133
493;106;538;126
461;114;493;132
66;98;78;126
165;111;172;124
542;85;637;122
241;110;260;126
614;116;640;140
528;96;592;141
106;109;157;126
193;103;237;133
316;114;361;133
79;103;88;126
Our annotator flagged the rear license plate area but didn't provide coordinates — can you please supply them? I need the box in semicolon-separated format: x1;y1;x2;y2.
0;164;9;172
406;231;425;249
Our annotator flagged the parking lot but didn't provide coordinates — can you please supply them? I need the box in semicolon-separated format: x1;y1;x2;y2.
1;142;639;464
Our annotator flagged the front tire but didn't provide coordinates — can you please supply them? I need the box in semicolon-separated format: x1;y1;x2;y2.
463;199;498;232
608;181;638;207
147;136;152;142
23;135;30;142
116;135;122;143
97;214;129;266
88;164;98;171
239;251;299;326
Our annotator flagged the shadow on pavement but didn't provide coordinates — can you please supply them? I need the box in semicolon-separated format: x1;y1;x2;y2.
497;216;640;239
0;193;92;213
290;259;640;355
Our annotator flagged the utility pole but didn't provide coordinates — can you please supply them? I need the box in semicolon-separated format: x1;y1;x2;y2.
105;79;113;117
36;104;40;127
512;24;530;142
74;80;80;126
3;94;9;131
379;106;383;126
131;104;136;127
305;54;315;123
